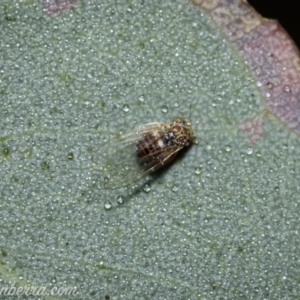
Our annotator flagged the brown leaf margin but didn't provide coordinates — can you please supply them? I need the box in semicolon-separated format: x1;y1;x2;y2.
192;0;300;137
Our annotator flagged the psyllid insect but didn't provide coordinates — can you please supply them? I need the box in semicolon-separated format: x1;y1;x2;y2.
100;117;195;189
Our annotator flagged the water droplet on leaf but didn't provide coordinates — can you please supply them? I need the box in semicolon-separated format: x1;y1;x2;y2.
104;202;112;210
143;184;151;193
117;196;124;205
246;147;253;155
161;106;168;113
195;167;201;175
283;85;291;93
123;105;130;112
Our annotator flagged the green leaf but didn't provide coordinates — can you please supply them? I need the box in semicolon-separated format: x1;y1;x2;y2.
1;0;299;298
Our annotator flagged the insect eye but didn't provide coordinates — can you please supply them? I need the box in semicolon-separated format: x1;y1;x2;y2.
163;135;171;145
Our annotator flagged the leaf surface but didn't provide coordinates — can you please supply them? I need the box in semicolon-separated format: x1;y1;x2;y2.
1;0;300;298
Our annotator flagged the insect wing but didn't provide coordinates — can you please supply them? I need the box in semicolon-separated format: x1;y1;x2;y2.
99;123;164;189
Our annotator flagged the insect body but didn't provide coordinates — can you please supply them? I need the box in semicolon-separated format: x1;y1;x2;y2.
100;117;194;189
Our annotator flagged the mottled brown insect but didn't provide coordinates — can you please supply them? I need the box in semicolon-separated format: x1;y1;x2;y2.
100;117;194;189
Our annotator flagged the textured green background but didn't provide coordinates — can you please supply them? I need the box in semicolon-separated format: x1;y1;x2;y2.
0;0;299;299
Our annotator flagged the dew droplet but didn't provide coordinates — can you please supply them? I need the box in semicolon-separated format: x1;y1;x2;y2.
172;185;178;192
143;184;151;193
138;95;145;102
265;92;271;98
195;167;201;175
104;202;112;210
225;146;231;152
117;196;124;205
174;101;179;107
67;152;74;160
283;85;291;93
123;105;130;112
161;106;168;113
246;147;253;155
